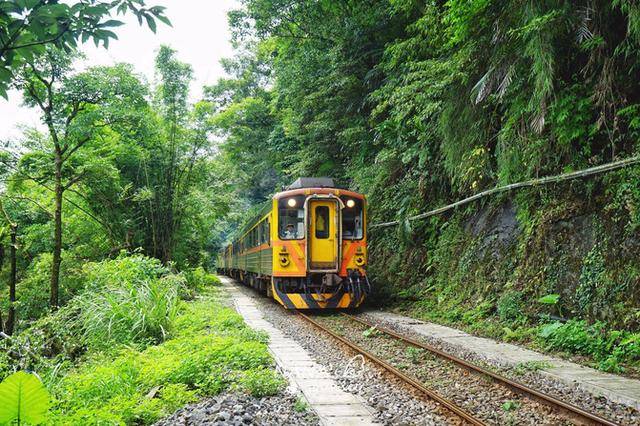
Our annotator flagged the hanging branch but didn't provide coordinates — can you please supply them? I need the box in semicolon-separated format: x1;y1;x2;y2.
370;155;640;229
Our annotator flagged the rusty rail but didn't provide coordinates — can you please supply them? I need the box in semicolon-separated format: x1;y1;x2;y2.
297;311;487;426
342;313;620;426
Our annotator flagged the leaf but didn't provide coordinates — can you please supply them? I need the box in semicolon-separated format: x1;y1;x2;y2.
144;14;156;33
538;322;563;339
0;371;51;425
538;294;560;305
100;19;125;28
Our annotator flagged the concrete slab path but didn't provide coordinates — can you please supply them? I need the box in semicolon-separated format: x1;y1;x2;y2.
368;311;640;411
221;276;379;425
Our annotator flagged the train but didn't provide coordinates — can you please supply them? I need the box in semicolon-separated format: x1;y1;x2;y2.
217;177;370;309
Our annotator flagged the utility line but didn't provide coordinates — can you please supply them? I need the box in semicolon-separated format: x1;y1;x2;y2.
370;155;640;229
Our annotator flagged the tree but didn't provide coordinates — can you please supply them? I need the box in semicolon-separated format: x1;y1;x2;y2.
0;199;16;335
145;45;212;264
14;49;148;309
0;0;169;97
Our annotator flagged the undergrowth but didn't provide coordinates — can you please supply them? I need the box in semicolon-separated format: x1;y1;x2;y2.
49;292;285;424
0;255;286;425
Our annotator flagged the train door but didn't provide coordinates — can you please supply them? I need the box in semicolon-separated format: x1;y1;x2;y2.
308;199;339;271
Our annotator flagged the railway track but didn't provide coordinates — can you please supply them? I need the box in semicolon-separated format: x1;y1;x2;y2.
297;311;621;426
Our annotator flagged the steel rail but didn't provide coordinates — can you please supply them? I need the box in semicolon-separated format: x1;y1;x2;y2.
342;313;620;426
297;311;486;426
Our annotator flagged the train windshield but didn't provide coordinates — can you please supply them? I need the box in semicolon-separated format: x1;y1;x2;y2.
278;195;305;239
341;197;363;239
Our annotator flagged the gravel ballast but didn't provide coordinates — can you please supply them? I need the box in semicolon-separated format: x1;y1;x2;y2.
232;283;466;425
361;311;640;426
312;314;568;425
154;392;319;426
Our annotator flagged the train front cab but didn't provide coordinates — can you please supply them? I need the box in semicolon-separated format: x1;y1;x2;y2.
270;188;370;309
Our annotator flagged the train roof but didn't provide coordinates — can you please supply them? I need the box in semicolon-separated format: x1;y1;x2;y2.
287;177;335;189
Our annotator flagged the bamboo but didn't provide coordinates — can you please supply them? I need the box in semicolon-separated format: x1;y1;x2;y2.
370;156;640;229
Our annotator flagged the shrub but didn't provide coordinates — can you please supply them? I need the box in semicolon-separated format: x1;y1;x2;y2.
75;255;183;349
497;290;524;322
538;319;640;372
181;267;221;299
49;294;283;425
15;253;87;322
237;368;286;397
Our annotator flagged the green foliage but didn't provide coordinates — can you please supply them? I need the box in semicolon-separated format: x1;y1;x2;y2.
0;371;50;425
538;294;560;305
501;400;519;412
236;368;286;397
538;320;640;372
294;397;309;413
405;346;425;364
497;291;524;322
76;255;182;349
362;326;381;338
183;267;221;297
0;0;168;98
48;289;282;425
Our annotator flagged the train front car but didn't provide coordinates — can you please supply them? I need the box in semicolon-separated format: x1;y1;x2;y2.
271;177;370;309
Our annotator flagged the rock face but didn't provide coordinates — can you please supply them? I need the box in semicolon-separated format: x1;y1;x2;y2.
154;392;319;426
465;201;520;259
371;187;640;327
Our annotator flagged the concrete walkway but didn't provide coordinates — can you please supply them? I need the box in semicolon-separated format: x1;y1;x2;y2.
221;277;379;426
368;311;640;411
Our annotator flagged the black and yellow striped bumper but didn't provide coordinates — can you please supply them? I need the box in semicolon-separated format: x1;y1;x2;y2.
272;282;365;309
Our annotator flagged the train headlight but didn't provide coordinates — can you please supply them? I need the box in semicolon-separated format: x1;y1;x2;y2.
287;198;297;207
355;255;365;266
346;199;355;208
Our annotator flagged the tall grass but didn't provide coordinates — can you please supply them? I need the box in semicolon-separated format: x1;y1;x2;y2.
76;255;183;349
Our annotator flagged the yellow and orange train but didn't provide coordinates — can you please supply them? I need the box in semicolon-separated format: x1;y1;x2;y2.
217;178;370;309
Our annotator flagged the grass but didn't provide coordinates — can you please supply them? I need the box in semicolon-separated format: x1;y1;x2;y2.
0;257;286;425
48;289;286;424
294;397;309;413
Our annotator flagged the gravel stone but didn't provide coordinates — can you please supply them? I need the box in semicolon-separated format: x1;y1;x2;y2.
361;310;640;426
228;282;455;425
223;280;640;425
154;392;319;425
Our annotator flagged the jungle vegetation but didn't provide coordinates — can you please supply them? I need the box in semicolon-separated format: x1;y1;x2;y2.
2;0;640;422
208;0;640;373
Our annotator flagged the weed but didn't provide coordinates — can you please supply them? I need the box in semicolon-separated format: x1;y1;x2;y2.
513;361;553;375
362;326;381;338
294;397;309;413
237;368;286;397
538;319;640;372
497;291;524;322
502;400;520;411
46;287;284;425
405;346;425;364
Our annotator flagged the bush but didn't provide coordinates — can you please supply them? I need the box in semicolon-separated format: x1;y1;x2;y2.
181;267;221;299
75;256;183;350
237;368;286;397
497;290;524;322
538;319;640;372
15;253;86;323
49;293;282;425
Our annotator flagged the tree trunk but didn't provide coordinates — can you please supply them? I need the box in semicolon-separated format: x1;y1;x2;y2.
50;148;63;310
5;225;16;335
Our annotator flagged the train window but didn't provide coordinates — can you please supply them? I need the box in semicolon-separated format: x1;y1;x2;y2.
266;221;271;244
341;197;364;239
261;220;269;244
278;195;305;239
315;206;329;239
